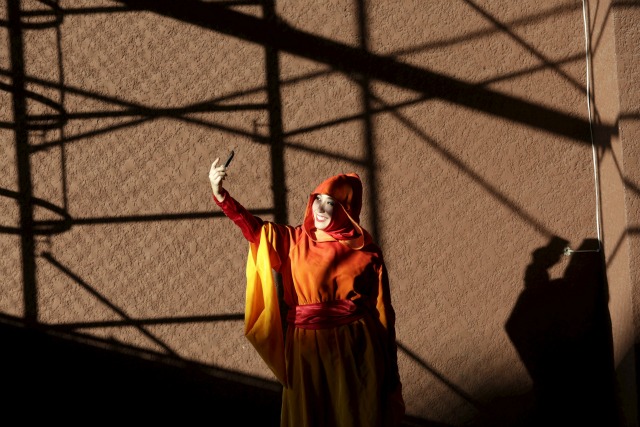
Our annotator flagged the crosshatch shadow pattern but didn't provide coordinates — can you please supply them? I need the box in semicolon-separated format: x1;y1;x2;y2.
1;0;634;425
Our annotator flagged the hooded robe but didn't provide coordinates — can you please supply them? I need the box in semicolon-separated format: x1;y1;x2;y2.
214;173;404;427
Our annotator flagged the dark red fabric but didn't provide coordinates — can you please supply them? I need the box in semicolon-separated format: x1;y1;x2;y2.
286;299;365;330
213;189;263;243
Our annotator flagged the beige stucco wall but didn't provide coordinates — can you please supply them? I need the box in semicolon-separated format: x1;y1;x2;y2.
1;0;637;425
594;1;639;426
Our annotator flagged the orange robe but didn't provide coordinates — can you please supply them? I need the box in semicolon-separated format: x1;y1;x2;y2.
215;176;404;427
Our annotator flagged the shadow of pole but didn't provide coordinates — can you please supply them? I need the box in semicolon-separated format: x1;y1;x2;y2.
354;0;381;243
262;0;289;333
263;0;287;226
7;0;38;324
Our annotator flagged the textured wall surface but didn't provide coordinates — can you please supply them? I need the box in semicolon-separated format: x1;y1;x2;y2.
0;0;637;425
594;1;640;426
612;1;640;424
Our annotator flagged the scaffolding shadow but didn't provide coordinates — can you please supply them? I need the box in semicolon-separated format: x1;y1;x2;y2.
1;0;633;426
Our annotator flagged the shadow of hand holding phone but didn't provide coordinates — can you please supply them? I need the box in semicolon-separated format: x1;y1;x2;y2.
505;236;621;426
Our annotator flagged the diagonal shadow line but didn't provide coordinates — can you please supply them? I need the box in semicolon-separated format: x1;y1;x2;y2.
478;53;584;86
0;67;274;118
40;251;179;356
10;0;604;258
2;49;591;152
589;0;601;42
2;0;62;30
18;98;267;153
397;341;482;409
1;188;274;231
19;5;135;17
605;226;640;268
28;61;582;169
5;75;365;164
0;80;65;130
0;66;325;121
13;4;600;234
603;128;640;198
113;0;602;145
462;0;586;94
578;2;622;143
31;100;282;152
590;0;600;34
0;2;592;120
0;311;282;393
621;179;640;198
287;51;585;140
587;2;613;56
8;39;583;140
66;208;274;225
1;74;274;154
288;51;585;141
31;111;264;152
28;107;365;165
285;94;430;137
20;0;262;18
369;93;556;238
0;3;605;144
31;116;152;151
390;2;583;59
614;2;640;10
48;312;244;332
33;54;580;160
32;102;268;121
0;186;72;235
588;0;621;57
274;140;365;165
620;113;640;119
0;1;588;49
6;47;585;153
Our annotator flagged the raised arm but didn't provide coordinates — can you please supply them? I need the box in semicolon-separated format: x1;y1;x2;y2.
209;156;230;203
209;156;264;243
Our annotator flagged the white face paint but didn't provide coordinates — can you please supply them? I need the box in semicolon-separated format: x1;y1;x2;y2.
312;194;335;230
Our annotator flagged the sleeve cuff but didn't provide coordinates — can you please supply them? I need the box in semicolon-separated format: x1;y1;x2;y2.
213;188;229;206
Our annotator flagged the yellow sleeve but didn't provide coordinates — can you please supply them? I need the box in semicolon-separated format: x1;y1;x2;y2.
244;223;287;385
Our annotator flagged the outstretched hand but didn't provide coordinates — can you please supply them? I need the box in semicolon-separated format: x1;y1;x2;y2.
209;157;227;202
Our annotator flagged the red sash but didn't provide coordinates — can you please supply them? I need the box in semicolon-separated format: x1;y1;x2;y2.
287;299;365;330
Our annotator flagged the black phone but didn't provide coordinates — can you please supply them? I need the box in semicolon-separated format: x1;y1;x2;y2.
224;150;235;168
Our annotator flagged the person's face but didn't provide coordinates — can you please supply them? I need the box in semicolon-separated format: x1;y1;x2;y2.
312;194;335;230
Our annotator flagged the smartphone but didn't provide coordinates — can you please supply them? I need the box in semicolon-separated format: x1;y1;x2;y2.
224;150;235;168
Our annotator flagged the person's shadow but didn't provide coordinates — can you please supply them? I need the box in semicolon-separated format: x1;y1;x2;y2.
505;236;622;426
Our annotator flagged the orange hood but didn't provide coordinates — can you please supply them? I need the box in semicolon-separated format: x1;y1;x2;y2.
302;173;367;249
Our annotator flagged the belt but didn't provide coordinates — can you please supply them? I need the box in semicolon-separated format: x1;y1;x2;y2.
287;299;365;330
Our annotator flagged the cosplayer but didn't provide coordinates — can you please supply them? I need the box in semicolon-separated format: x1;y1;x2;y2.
209;155;404;427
